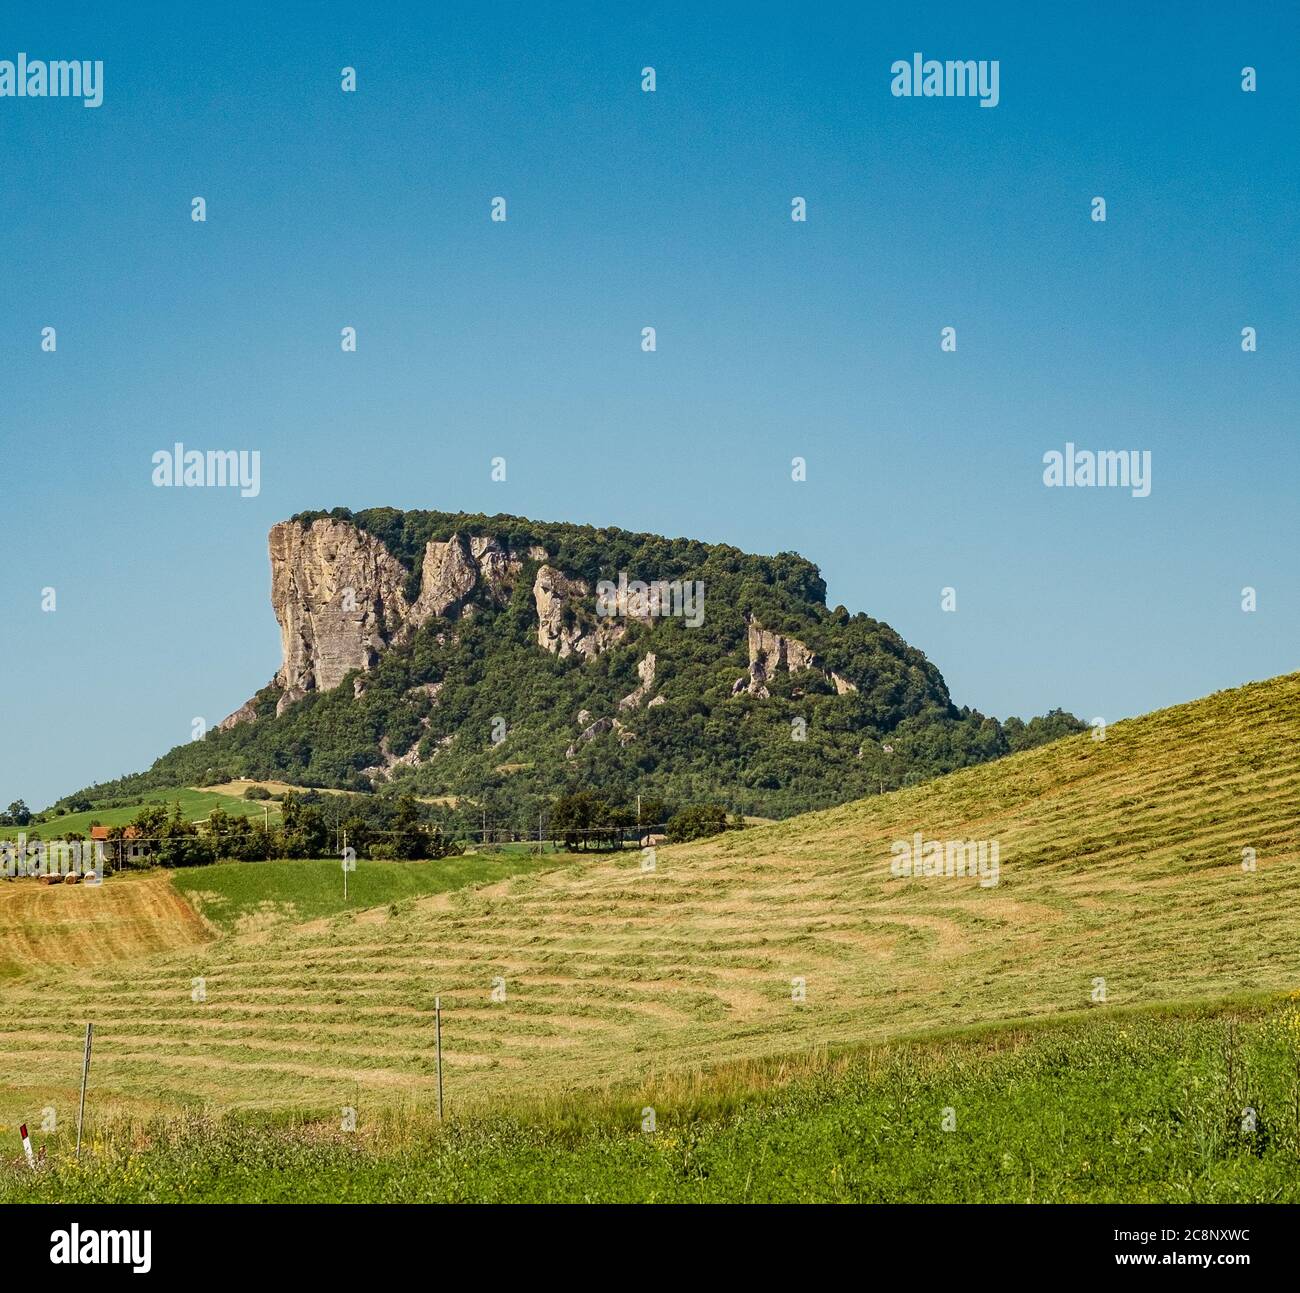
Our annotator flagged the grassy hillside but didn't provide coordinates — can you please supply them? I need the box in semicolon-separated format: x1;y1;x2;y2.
5;1000;1299;1203
0;673;1294;1127
1;787;280;841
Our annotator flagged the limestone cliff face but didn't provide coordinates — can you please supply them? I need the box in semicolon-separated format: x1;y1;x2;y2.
409;533;478;622
533;565;626;659
412;534;544;622
243;519;856;728
263;521;591;717
735;618;858;699
269;519;412;714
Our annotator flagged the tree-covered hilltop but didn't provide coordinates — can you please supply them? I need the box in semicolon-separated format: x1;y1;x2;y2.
293;505;834;625
55;509;1086;821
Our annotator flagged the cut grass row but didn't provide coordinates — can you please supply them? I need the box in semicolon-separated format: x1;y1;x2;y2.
0;871;208;980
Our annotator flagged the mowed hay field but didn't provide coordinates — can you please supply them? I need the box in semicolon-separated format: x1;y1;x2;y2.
0;872;209;981
0;673;1296;1127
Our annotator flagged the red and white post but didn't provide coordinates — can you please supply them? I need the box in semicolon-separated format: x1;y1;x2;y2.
19;1124;34;1170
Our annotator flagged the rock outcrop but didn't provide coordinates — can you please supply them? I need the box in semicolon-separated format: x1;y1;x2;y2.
734;618;858;699
618;653;657;709
253;519;857;725
565;714;635;758
564;667;657;756
533;565;626;659
410;533;479;621
412;534;543;621
217;700;258;731
567;714;615;755
360;729;445;782
472;535;545;595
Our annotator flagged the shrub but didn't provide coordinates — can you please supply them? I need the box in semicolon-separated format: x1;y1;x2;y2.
666;805;730;843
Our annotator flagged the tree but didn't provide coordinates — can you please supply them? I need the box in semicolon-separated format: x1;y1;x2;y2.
605;805;635;849
340;814;372;859
551;790;610;851
279;793;329;858
5;800;31;827
150;803;215;868
391;795;428;860
204;807;272;862
637;796;670;839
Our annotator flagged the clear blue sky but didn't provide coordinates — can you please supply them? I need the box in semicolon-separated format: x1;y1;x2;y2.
2;0;1296;809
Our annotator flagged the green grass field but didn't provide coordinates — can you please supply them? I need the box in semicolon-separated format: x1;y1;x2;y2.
172;854;567;935
4;998;1298;1202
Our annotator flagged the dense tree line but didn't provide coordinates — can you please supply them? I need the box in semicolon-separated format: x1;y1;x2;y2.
100;792;460;868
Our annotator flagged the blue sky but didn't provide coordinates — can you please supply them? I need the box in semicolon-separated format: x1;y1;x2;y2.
2;0;1296;809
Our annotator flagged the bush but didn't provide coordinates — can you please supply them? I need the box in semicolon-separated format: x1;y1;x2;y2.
243;785;272;800
666;805;730;843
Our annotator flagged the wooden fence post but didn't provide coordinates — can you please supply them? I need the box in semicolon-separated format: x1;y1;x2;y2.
75;1022;93;1159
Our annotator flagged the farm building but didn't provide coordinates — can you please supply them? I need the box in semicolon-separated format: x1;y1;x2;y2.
89;825;151;865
